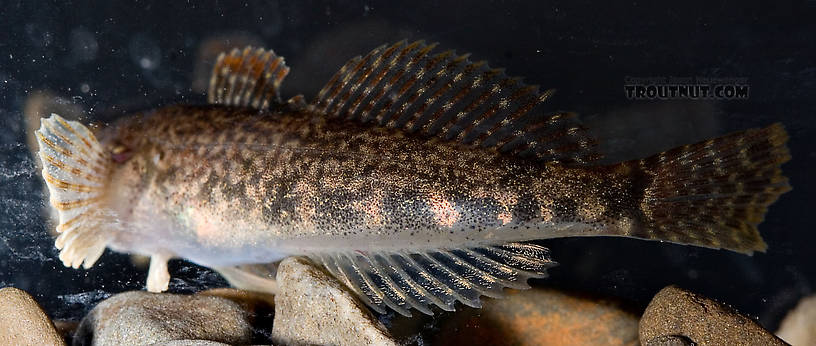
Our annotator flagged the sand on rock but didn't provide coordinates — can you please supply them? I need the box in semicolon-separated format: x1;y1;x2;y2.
0;286;66;346
639;285;786;346
271;256;397;346
73;291;253;345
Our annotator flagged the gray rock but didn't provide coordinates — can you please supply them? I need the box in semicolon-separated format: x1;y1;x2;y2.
776;293;816;345
639;286;786;346
271;257;396;346
0;287;66;346
74;291;253;345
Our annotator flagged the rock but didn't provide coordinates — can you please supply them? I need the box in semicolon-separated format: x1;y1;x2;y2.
52;320;79;342
776;293;816;345
271;257;396;346
73;291;253;345
0;287;66;346
639;286;786;346
198;287;276;341
432;288;640;346
198;287;276;310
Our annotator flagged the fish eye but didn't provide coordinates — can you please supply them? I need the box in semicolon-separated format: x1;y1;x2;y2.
111;144;132;163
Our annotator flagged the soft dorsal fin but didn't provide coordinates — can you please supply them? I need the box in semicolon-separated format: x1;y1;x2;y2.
310;242;556;316
208;46;290;110
311;40;600;164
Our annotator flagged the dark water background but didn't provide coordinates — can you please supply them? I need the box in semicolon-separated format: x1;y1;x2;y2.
0;0;814;333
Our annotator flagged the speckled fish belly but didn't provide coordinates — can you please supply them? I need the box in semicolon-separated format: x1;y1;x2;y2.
35;41;791;316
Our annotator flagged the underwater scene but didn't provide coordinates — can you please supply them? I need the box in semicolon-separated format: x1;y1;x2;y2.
1;1;814;345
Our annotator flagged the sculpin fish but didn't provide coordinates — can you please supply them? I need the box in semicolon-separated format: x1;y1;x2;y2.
35;41;791;316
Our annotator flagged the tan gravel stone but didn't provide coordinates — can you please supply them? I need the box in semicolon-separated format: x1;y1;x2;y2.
74;291;253;345
271;257;396;346
776;293;816;345
0;286;65;346
639;285;786;346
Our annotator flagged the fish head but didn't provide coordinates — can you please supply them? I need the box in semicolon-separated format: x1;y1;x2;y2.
97;119;168;217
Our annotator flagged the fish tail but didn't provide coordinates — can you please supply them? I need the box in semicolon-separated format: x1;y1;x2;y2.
630;123;791;254
36;114;111;269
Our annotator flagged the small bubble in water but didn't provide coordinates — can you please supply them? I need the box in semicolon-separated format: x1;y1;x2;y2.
139;57;154;69
129;34;161;71
687;269;699;279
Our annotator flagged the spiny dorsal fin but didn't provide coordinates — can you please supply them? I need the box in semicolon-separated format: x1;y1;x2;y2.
310;242;556;316
36;114;110;270
208;46;290;110
311;40;600;164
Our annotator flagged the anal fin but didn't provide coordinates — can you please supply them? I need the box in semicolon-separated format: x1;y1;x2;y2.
310;242;556;317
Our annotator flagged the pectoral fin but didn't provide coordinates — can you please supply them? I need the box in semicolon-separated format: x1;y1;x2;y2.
36;114;111;270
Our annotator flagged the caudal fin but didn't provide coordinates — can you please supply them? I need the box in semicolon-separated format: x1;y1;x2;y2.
634;123;791;254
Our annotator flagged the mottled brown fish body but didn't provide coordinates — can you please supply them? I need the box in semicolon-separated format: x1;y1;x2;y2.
36;41;790;315
102;104;639;263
